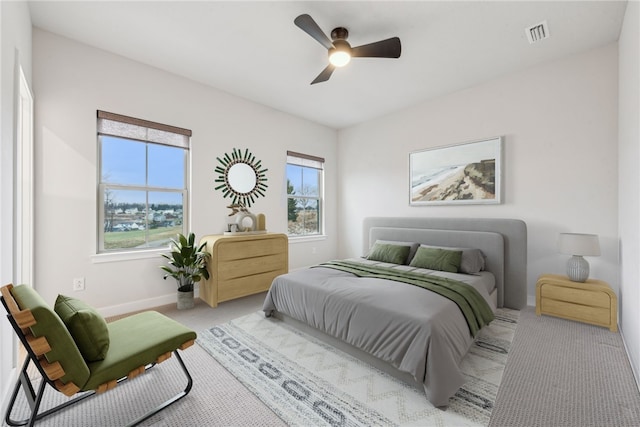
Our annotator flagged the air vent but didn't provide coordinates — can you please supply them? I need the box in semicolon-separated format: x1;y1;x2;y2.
526;21;549;44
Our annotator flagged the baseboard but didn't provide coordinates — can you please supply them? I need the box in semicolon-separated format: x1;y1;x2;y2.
620;328;640;394
527;294;536;307
98;289;200;317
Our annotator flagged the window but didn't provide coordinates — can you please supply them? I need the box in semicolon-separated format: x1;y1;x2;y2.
97;111;191;253
286;151;324;236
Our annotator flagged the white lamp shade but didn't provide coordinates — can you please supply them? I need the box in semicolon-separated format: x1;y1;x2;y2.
558;233;601;256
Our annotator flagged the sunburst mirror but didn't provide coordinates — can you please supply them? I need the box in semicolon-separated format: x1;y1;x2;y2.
214;148;268;207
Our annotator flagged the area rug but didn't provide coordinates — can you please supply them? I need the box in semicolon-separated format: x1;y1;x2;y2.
197;308;519;427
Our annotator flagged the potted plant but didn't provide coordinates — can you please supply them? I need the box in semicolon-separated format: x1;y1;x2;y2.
160;232;210;309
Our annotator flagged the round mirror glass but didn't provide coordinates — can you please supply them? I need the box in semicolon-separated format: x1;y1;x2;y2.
227;163;257;194
214;148;268;207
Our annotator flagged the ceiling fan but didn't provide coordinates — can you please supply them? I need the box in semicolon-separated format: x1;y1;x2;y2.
294;14;402;85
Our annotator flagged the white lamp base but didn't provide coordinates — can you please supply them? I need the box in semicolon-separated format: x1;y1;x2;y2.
567;255;589;282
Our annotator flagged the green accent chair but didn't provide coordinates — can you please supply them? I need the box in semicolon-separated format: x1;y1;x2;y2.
1;284;197;427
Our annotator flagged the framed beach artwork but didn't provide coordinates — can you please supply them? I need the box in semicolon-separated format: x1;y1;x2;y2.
410;136;503;206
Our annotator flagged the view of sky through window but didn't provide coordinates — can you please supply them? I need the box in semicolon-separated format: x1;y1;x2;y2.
286;164;319;196
101;136;184;203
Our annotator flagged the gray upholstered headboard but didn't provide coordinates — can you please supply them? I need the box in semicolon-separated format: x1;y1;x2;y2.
369;227;505;306
362;217;527;310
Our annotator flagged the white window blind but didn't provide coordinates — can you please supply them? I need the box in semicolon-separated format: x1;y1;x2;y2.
287;151;324;170
97;110;191;149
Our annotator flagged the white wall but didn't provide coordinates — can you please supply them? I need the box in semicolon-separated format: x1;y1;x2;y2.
618;0;640;385
32;29;338;315
337;44;619;305
0;0;32;412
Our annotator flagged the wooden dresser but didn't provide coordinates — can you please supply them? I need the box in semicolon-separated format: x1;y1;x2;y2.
199;233;288;307
535;274;617;332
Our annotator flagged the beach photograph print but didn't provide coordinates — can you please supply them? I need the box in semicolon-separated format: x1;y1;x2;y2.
410;136;502;205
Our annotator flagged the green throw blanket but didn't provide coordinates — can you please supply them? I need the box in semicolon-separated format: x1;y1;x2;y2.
314;260;494;337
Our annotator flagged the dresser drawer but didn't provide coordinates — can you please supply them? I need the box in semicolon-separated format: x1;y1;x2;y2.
540;284;610;308
217;253;287;280
217;237;287;261
218;270;285;302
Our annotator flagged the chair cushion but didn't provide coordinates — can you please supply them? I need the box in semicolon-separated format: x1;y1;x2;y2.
54;295;110;361
82;311;196;391
11;285;90;389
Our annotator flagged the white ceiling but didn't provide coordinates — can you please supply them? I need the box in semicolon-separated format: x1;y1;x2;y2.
27;1;627;129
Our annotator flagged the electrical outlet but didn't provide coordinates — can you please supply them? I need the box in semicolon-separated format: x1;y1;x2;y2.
73;277;85;291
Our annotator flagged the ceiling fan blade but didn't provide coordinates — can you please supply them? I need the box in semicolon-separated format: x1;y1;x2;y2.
351;37;401;58
294;14;334;50
311;64;336;85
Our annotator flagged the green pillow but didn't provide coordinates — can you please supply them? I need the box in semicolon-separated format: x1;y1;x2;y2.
366;242;412;265
54;295;110;362
409;247;463;273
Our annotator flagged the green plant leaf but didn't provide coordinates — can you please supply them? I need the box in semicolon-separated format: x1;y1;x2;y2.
160;232;211;289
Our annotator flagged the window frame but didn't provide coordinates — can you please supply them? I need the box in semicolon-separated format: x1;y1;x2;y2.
96;111;191;254
286;151;325;238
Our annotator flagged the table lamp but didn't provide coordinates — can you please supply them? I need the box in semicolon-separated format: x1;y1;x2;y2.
558;233;601;282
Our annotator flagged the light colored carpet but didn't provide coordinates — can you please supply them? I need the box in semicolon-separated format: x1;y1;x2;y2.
4;294;640;426
489;307;640;427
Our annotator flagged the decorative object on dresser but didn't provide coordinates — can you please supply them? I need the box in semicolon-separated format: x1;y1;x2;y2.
256;213;266;231
224;202;265;235
557;233;601;282
536;274;617;331
199;233;288;308
160;232;211;310
214;148;268;207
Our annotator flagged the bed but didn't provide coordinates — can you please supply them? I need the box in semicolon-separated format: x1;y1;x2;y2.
262;217;527;407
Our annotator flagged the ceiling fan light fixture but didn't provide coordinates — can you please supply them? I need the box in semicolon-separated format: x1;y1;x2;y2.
328;40;351;67
329;50;351;67
294;14;401;84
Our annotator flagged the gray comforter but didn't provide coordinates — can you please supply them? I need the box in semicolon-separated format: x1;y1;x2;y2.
262;258;497;407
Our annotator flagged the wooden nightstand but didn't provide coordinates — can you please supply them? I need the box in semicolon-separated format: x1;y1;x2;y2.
536;274;618;332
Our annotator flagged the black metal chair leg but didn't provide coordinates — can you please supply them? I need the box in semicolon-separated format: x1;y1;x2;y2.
126;350;194;427
5;357;50;427
5;357;37;427
4;350;193;427
5;357;96;427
